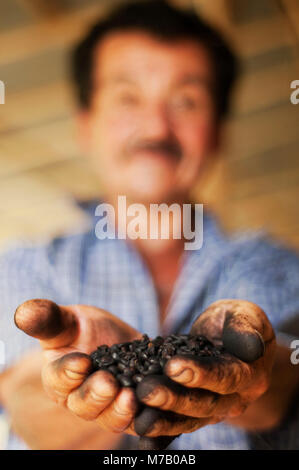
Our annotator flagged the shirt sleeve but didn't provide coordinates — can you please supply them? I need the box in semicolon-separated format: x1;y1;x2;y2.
214;235;299;334
0;240;67;449
213;234;299;449
0;241;62;374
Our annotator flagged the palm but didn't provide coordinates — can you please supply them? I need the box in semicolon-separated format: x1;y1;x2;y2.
15;299;141;365
58;304;141;357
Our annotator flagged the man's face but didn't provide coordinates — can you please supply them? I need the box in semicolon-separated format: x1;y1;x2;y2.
79;31;219;204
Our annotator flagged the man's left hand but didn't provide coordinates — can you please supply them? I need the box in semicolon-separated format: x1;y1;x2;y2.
132;299;276;437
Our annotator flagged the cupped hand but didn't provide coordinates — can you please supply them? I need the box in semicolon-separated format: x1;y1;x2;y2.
133;299;276;437
14;299;143;434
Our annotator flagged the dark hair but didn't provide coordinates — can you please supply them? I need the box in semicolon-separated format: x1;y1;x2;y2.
71;0;239;118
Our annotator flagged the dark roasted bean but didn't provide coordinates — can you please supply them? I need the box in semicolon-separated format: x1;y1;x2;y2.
108;365;119;375
148;364;162;374
117;375;134;387
133;374;144;383
91;333;223;391
100;356;114;366
123;367;134;376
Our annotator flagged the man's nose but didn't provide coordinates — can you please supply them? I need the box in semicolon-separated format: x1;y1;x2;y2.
141;103;173;139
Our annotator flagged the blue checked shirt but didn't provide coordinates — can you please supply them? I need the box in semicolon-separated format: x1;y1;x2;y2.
1;200;299;450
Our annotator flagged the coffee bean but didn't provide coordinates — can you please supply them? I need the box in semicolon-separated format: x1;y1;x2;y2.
90;333;223;389
115;374;132;387
148;363;162;374
100;355;114;366
108;365;119;375
123;367;134;377
133;374;144;383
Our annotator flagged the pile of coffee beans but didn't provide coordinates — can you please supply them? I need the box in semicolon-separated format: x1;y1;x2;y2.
90;333;222;387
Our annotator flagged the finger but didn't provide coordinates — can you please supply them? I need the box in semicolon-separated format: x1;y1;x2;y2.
42;352;93;404
164;353;254;394
191;299;274;362
134;407;216;437
136;375;245;418
96;387;138;433
138;435;179;450
14;299;78;352
66;369;120;419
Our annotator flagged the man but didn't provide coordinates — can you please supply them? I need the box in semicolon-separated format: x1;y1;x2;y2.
1;0;299;450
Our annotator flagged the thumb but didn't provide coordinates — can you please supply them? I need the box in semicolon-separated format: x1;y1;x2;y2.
191;299;273;363
222;306;265;363
14;299;78;350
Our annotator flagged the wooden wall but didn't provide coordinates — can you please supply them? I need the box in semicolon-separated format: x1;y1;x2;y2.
0;0;298;249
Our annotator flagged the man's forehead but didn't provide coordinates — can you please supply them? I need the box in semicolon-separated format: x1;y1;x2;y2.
93;30;213;83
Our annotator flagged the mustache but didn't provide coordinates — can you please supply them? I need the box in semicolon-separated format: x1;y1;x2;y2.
127;138;182;161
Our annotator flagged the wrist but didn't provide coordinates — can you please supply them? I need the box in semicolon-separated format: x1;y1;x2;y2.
226;343;299;432
0;368;14;408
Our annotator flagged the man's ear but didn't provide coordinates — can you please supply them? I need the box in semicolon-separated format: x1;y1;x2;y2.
75;110;92;155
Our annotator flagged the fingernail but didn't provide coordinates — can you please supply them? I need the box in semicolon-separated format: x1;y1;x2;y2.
136;378;160;401
117;389;137;414
89;388;115;401
134;408;160;436
169;367;194;384
113;402;131;417
223;328;265;363
144;387;169;407
64;369;86;380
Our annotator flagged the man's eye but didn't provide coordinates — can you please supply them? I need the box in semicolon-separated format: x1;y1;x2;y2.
172;96;201;111
116;93;139;106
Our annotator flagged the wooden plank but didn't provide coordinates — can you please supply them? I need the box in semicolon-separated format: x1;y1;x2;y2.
230;140;299;180
16;0;63;18
227;103;299;161
223;185;299;232
193;0;232;31
231;166;299;200
0;0;34;32
0;118;79;178
5;199;92;238
32;158;101;200
225;15;295;58
0;81;72;133
227;0;279;24
281;0;299;40
232;61;296;115
0;3;110;67
243;46;296;75
0;47;68;94
0;4;295;69
0;173;68;211
0;197;91;249
0;172;93;241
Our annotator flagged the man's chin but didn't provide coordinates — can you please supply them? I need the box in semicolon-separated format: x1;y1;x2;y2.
123;188;182;206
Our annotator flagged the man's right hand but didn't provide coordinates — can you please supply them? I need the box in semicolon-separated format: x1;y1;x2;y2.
14;299;142;434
